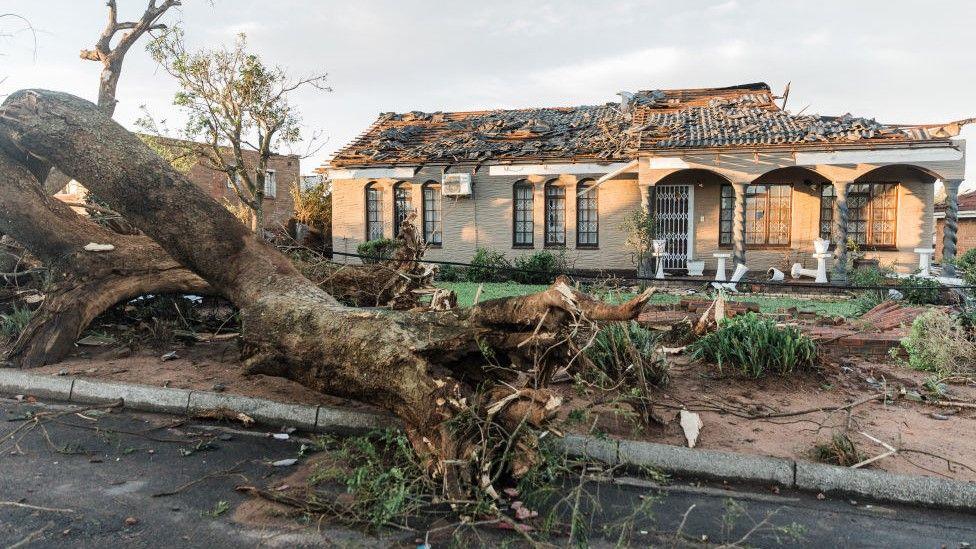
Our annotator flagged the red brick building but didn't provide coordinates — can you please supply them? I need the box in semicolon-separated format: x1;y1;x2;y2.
57;142;300;230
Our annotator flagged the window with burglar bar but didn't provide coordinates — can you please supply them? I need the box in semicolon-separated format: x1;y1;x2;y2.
393;182;412;236
364;182;383;241
512;180;534;247
720;184;791;247
544;181;566;247
576;180;598;247
422;182;442;246
820;183;898;248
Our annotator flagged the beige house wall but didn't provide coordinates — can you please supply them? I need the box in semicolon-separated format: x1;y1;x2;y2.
332;162;936;274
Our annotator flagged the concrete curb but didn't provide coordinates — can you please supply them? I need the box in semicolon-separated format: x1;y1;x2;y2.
2;369;974;511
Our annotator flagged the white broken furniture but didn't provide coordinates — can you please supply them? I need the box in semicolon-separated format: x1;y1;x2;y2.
652;239;667;280
914;247;935;277
712;263;748;292
767;267;785;281
791;238;831;284
686;259;705;277
712;252;731;281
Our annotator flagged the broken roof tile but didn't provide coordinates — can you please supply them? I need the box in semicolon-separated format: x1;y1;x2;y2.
331;82;957;168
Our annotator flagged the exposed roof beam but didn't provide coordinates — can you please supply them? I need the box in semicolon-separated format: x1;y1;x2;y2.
487;162;631;177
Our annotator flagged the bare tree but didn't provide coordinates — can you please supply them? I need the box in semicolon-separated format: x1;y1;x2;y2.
80;0;181;116
0;90;650;496
142;29;330;235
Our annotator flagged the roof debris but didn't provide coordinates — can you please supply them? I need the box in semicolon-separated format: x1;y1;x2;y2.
331;82;966;168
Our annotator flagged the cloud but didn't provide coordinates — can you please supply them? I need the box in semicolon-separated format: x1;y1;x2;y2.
215;21;262;36
706;0;739;15
528;47;684;100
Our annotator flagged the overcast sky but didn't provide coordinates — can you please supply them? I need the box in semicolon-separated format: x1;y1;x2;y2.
2;0;974;188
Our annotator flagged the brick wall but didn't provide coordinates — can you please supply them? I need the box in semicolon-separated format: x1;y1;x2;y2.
935;217;976;260
56;149;299;231
188;150;300;230
331;165;935;274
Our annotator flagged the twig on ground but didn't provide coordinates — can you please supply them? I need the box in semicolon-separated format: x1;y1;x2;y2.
0;501;74;513
152;460;250;497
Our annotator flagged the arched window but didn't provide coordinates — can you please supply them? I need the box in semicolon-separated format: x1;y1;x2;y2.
512;180;534;247
576;180;598;248
393;182;412;236
421;181;442;246
544;180;566;247
364;182;383;241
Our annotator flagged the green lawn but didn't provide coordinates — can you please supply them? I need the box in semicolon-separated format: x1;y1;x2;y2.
437;281;859;317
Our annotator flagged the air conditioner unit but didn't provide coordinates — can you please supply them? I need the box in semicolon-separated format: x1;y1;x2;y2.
441;173;472;197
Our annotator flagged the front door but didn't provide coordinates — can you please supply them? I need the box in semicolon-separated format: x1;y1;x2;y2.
654;185;695;271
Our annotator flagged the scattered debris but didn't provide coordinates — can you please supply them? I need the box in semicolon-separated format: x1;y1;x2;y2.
272;458;298;467
160;351;179;361
83;242;116;252
76;334;117;347
679;410;703;448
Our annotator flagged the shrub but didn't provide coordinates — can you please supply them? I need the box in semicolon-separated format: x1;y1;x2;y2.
357;238;398;264
586;321;670;388
0;306;32;341
897;275;942;305
690;312;817;377
435;263;464;282
848;266;890;315
896;308;976;375
465;247;511;282
512;250;566;285
955;248;976;285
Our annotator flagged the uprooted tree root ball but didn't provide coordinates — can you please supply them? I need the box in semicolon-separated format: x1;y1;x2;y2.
0;89;654;498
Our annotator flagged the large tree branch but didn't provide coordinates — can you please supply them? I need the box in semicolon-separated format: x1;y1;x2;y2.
0;89;651;494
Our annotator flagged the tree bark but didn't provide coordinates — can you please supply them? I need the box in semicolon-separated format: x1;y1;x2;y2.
0;90;651;490
0;142;209;367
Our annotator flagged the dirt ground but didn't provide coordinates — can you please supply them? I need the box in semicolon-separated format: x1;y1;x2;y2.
23;335;976;484
30;338;379;412
557;356;976;482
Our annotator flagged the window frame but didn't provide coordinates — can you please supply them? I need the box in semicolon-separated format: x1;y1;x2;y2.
575;179;599;248
544;180;566;248
364;181;384;241
393;181;412;236
512;180;534;248
263;169;277;199
819;182;899;250
719;183;792;249
421;181;442;247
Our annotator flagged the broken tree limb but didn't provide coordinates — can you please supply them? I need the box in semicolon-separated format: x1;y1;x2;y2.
0;89;653;495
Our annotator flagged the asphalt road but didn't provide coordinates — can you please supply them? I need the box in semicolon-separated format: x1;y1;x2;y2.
1;397;974;548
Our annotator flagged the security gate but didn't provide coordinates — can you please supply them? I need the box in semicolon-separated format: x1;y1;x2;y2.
654;185;695;271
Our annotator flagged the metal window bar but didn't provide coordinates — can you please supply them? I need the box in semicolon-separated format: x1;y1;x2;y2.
654;185;691;270
422;184;442;245
545;183;566;246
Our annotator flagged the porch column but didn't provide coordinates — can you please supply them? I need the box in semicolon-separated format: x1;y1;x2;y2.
637;182;656;277
831;180;851;284
731;182;747;266
942;179;963;276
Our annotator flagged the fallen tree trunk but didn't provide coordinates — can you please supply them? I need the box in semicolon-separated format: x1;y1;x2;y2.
0;148;210;366
0;90;651;493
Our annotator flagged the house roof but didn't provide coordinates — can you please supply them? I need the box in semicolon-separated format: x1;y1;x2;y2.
330;82;962;168
936;190;976;213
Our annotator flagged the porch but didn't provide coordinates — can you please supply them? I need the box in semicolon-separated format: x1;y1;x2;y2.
613;154;966;282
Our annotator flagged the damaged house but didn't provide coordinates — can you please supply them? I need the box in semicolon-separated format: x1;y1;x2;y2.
326;83;968;279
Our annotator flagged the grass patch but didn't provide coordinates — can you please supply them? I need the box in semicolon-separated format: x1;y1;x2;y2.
690;312;817;378
0;306;32;341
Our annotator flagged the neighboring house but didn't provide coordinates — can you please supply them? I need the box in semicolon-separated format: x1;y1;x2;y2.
326;83;968;277
57;137;300;230
935;190;976;259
